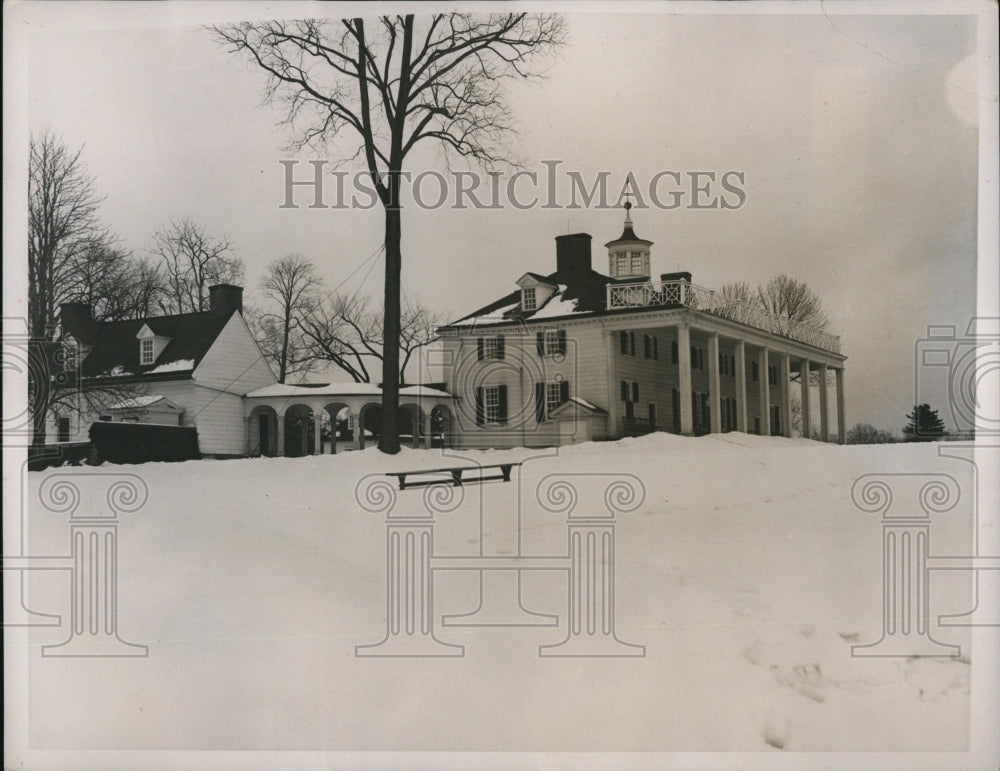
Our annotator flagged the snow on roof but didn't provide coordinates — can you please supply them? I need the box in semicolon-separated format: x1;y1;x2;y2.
108;394;182;410
528;285;584;319
99;365;134;377
548;395;607;417
568;395;602;411
245;382;453;399
148;358;195;374
458;301;520;327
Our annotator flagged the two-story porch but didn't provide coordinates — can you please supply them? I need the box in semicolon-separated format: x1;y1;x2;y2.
604;277;846;441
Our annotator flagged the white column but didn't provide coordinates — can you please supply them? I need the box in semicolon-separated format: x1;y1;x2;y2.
313;411;323;455
819;364;830;442
678;324;693;435
779;354;792;438
423;410;433;449
276;413;285;457
800;359;811;440
606;330;618;437
708;333;721;434
734;340;747;433
836;368;846;444
353;412;363;450
758;348;770;436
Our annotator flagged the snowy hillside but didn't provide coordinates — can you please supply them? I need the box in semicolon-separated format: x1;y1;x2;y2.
12;433;995;765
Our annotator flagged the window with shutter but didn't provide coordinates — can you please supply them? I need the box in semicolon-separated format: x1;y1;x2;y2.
481;336;504;360
481;385;504;424
544;329;560;354
546;382;563;417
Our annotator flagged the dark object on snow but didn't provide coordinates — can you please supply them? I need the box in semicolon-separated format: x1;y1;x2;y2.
88;422;201;464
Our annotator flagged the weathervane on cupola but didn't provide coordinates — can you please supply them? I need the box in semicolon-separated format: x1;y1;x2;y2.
606;181;653;280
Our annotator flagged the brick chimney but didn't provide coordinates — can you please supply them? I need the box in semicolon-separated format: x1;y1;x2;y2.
209;284;243;318
59;302;92;334
555;233;592;274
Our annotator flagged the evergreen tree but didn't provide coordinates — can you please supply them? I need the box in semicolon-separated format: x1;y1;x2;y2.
903;404;947;442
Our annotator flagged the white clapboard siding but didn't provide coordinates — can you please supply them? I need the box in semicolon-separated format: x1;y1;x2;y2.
47;380;195;444
189;312;277;454
187;385;247;455
193;312;277;393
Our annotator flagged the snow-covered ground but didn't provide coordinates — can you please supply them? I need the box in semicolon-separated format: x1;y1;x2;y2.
8;433;999;767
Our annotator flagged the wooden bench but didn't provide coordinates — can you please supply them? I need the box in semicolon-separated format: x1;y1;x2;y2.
387;462;522;490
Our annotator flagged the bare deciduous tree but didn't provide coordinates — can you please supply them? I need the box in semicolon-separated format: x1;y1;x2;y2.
28;132;108;340
65;243;168;322
254;254;324;382
28;132;112;446
150;217;243;314
212;13;565;453
299;294;379;384
757;274;829;332
299;293;441;385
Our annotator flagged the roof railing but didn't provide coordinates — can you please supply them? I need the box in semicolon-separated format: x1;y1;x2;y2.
606;279;841;354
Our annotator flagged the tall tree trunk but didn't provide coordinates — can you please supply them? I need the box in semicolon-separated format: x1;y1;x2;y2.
379;204;402;454
30;344;49;448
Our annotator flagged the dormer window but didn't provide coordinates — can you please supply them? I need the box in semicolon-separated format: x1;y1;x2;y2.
515;274;556;312
136;323;172;367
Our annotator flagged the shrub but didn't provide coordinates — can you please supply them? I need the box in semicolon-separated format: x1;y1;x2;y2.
88;421;201;464
845;423;897;444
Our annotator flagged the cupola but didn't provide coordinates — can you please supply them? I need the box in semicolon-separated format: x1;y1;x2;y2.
605;197;653;280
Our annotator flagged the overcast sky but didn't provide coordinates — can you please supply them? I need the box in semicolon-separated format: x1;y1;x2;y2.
7;2;992;431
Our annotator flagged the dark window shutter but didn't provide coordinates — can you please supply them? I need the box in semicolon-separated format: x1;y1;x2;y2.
497;336;505;360
475;387;485;426
497;384;508;423
535;382;545;423
620;380;628;401
559;380;569;404
558;329;567;354
643;335;650;358
620;331;628;354
536;332;545;356
631;381;639;402
477;338;485;361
